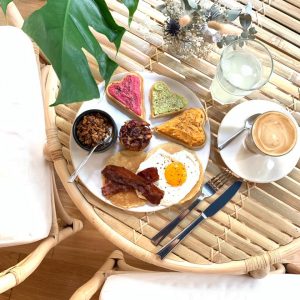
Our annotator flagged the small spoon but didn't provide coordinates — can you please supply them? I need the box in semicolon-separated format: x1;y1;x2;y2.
68;134;112;183
218;113;261;151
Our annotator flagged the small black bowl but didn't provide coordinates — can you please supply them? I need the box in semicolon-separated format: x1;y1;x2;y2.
72;109;118;152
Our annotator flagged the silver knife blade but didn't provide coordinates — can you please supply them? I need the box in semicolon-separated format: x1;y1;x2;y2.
202;180;243;218
157;180;243;259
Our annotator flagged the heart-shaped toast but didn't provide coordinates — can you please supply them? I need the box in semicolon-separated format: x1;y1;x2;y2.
150;81;188;118
155;108;207;149
106;73;145;120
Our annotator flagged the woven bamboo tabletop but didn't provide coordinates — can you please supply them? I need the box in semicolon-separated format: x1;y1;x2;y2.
47;0;300;277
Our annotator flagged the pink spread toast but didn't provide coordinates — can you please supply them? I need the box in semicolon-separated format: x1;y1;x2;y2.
106;73;145;120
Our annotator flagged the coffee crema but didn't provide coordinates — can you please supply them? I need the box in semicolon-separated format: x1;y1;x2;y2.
252;111;297;156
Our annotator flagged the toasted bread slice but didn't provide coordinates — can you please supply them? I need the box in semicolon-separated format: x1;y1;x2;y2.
150;81;188;118
106;73;145;120
155;108;207;149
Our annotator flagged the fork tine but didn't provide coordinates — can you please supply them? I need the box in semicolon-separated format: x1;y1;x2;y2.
208;170;232;190
208;171;225;184
215;174;230;189
209;171;227;185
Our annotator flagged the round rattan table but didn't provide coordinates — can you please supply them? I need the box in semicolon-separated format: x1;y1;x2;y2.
10;0;300;278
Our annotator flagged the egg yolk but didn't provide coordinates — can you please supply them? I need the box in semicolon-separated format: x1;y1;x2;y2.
165;162;187;187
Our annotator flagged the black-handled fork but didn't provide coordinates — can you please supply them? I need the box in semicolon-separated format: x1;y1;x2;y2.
151;171;232;246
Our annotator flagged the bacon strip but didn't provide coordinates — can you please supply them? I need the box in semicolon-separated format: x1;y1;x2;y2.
137;167;159;183
102;167;159;197
102;165;164;205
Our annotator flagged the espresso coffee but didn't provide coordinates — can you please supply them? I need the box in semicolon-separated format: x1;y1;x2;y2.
249;111;297;156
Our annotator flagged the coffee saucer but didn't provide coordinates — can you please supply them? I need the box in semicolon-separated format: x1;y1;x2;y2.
218;100;300;183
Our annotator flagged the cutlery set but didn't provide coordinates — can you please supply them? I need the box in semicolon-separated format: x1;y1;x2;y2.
152;171;243;259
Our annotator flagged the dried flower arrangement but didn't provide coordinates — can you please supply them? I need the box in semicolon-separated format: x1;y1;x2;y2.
158;0;257;59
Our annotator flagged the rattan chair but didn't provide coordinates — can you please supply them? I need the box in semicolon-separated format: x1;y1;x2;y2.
70;251;153;300
0;3;83;293
0;169;83;293
70;250;290;300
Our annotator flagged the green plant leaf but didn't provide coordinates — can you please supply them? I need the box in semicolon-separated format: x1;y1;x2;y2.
244;2;253;15
249;27;257;34
207;4;223;21
226;9;242;21
122;0;139;25
241;30;248;38
224;35;238;44
0;0;12;14
187;0;198;9
217;41;224;48
182;0;197;11
239;40;245;47
156;4;166;12
22;0;127;106
239;13;252;30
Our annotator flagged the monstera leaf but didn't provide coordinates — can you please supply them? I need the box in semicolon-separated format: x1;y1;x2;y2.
122;0;139;24
0;0;139;105
0;0;11;13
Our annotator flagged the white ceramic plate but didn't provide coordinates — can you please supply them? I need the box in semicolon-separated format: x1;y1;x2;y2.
70;71;211;212
218;100;300;183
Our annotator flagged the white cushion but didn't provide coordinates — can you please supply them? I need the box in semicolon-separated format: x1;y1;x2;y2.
100;272;300;300
0;26;52;247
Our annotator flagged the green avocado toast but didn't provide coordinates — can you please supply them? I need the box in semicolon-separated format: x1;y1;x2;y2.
150;81;188;118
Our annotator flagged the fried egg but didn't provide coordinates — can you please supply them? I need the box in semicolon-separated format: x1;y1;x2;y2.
136;149;200;206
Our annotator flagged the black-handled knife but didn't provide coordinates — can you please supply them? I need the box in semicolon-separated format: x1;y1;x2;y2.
157;180;243;259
